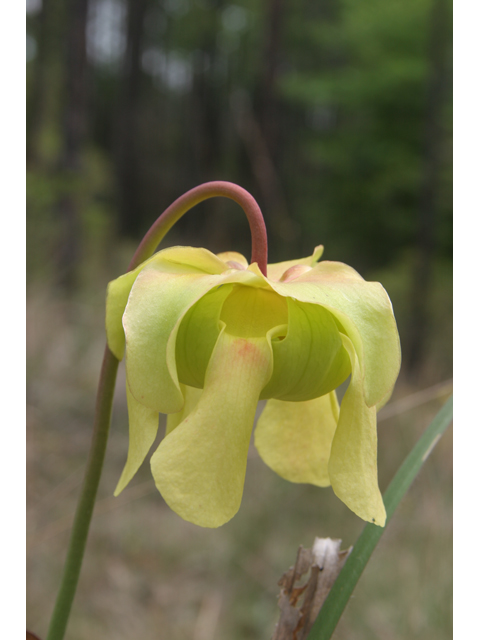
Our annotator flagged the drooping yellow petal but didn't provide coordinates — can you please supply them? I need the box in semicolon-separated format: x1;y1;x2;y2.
106;261;154;361
165;384;203;436
114;382;159;496
266;245;324;282
328;334;386;526
158;245;229;274
255;392;339;487
263;261;401;408
216;251;249;269
123;266;223;414
376;386;394;411
150;328;274;527
124;259;274;415
106;246;231;361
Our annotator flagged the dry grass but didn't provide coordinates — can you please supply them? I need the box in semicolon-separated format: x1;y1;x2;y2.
26;278;452;640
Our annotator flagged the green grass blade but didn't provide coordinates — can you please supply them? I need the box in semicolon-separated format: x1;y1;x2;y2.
306;395;453;640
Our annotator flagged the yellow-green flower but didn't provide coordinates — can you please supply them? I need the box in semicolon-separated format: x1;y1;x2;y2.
106;244;400;528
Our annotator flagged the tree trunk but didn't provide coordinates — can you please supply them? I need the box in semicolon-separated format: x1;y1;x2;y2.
56;0;89;290
26;0;50;166
115;0;148;237
186;2;226;247
405;0;450;378
260;0;283;161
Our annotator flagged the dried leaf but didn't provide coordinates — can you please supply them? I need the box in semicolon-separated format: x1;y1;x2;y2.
272;537;351;640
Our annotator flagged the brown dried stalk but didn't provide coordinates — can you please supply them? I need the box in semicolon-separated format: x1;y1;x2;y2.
272;538;351;640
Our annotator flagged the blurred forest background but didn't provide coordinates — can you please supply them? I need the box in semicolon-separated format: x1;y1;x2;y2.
26;0;452;638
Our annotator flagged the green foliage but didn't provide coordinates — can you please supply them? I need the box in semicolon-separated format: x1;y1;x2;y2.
26;148;115;287
26;0;452;274
279;0;451;269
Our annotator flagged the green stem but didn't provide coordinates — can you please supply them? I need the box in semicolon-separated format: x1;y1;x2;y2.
46;347;119;640
45;181;268;639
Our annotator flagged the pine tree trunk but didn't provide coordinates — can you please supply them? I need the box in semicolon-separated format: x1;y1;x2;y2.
406;0;449;378
56;0;89;290
115;0;148;237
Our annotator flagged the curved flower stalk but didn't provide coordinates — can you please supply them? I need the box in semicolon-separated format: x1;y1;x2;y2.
107;244;401;528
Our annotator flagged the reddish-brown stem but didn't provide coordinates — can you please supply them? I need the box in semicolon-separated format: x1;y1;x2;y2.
128;181;268;275
45;182;267;640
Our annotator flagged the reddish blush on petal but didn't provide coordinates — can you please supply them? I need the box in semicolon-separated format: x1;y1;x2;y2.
226;260;247;270
232;338;269;370
279;264;313;282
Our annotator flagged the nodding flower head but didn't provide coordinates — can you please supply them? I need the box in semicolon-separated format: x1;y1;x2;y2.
106;243;400;528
